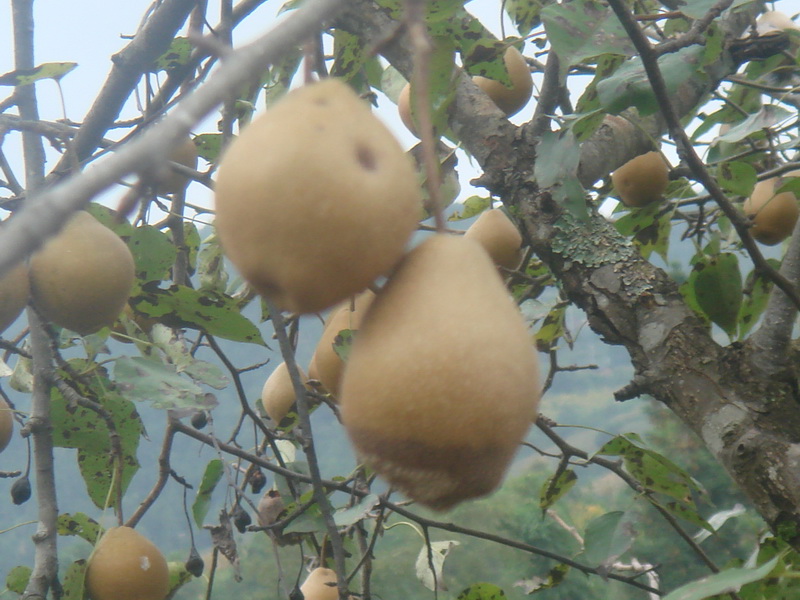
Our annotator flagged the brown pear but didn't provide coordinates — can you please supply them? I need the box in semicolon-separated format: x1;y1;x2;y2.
464;208;523;271
157;137;198;195
214;78;421;315
397;82;418;136
30;212;135;335
85;526;169;600
300;567;340;600
743;172;800;245
310;290;374;399
0;262;29;334
612;151;670;208
472;46;533;117
0;397;13;453
340;235;540;510
260;362;307;423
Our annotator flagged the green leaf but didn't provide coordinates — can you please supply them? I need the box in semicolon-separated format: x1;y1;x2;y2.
504;0;543;35
152;37;193;71
193;133;224;163
449;197;492;221
534;304;567;352
405;36;457;136
197;235;229;293
456;582;507;599
691;253;742;338
540;469;577;511
167;561;195;595
50;366;143;508
738;262;778;339
114;356;219;410
535;130;580;189
0;62;77;86
128;225;177;283
193;459;224;528
331;29;369;83
680;0;754;19
332;329;355;362
513;564;570;594
61;559;88;600
597;434;702;503
662;499;714;534
57;513;102;544
5;565;31;594
150;326;229;389
597;46;705;115
662;556;780;600
581;511;633;567
334;494;380;527
542;0;635;78
614;201;674;261
717;161;757;197
130;284;266;345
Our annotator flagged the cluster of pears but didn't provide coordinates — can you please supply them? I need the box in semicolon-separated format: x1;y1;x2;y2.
743;171;800;245
85;526;169;600
0;211;135;337
216;78;538;509
398;44;533;136
611;151;670;208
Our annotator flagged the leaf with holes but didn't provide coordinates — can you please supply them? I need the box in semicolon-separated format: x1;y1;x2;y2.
456;582;507;599
540;469;577;511
58;513;102;544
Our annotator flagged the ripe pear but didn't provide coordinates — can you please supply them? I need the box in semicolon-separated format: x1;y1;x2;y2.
260;362;307;423
214;78;421;315
472;46;533;117
743;172;800;245
340;235;540;510
612;151;670;208
29;212;135;335
0;397;13;454
300;567;340;600
0;262;29;334
310;290;374;399
85;526;170;600
157;137;198;195
756;11;799;34
464;208;523;271
397;82;418;136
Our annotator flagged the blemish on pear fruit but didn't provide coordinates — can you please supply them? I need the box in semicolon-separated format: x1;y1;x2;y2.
214;78;421;314
340;235;539;510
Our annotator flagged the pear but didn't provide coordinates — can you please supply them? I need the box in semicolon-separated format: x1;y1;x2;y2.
612;151;670;208
260;362;307;423
310;290;374;399
29;212;135;335
0;397;13;453
299;567;340;600
340;235;540;510
0;262;29;334
464;208;523;271
472;46;533;117
85;526;169;600
214;78;421;315
743;172;800;245
397;82;418;136
157;137;198;195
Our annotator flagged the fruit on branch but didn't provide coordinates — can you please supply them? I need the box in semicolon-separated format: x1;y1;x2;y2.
743;173;800;245
260;361;308;423
472;46;533;117
214;78;421;315
157;137;198;195
29;212;135;335
611;151;670;208
397;45;533;137
0;397;13;453
85;526;170;600
756;11;799;35
300;567;341;600
309;290;374;399
340;235;540;510
464;208;524;271
0;262;29;334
